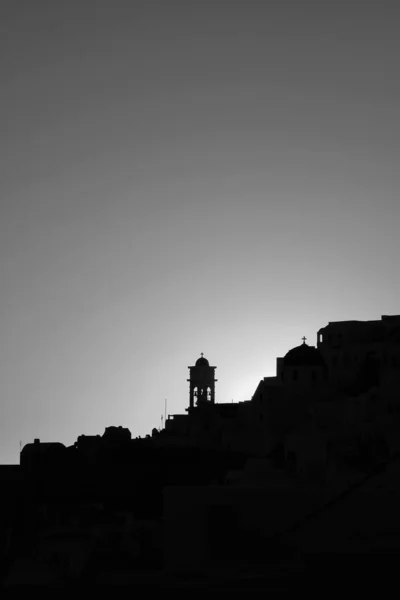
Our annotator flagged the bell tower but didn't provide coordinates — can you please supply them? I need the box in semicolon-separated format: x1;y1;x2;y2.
187;353;217;409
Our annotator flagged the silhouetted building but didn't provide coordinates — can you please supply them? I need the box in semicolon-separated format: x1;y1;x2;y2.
20;439;67;473
21;315;400;481
102;426;132;442
317;314;400;391
74;434;102;466
279;339;328;386
10;314;400;587
164;316;400;480
187;353;217;409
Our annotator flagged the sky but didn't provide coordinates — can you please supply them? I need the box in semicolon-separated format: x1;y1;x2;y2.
1;0;399;463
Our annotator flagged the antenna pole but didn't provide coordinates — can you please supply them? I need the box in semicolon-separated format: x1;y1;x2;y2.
164;399;167;427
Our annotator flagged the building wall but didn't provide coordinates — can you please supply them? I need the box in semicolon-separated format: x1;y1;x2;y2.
163;485;326;572
318;316;400;390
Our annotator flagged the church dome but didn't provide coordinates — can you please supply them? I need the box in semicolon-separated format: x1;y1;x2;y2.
283;343;326;367
195;354;209;367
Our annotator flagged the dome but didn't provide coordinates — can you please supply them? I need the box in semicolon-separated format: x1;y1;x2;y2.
195;354;209;367
283;343;326;367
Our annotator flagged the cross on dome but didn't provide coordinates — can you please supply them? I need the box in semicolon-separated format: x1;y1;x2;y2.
302;336;307;344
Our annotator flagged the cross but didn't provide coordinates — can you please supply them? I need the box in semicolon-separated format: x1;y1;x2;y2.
201;352;204;357
302;336;307;344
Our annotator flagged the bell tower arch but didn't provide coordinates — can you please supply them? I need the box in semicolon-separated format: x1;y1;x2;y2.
187;353;217;409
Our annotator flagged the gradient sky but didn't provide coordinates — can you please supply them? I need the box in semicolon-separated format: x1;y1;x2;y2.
1;0;399;463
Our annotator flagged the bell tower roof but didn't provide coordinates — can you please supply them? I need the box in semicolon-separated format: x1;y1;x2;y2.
195;352;209;367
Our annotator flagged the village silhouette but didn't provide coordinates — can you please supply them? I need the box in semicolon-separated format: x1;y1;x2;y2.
2;313;400;590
